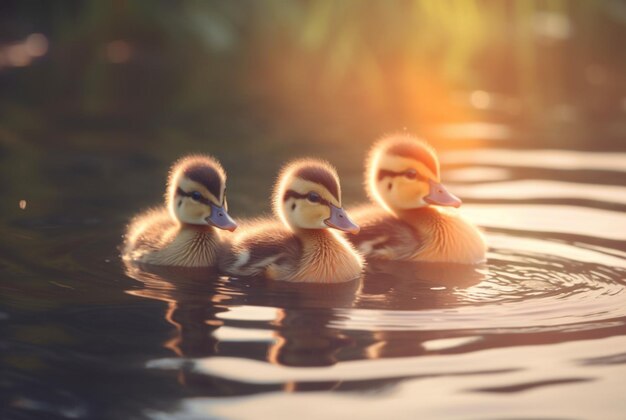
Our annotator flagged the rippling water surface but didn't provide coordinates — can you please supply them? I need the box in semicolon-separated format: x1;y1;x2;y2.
2;133;626;419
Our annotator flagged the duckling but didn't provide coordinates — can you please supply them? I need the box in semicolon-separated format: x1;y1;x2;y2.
349;134;487;264
221;159;364;283
123;155;237;267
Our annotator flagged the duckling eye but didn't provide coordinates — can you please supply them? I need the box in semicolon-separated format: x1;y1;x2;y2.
307;192;321;203
405;169;417;180
191;191;203;201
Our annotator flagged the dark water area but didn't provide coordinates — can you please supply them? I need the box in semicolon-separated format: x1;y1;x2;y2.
2;122;625;419
2;2;626;419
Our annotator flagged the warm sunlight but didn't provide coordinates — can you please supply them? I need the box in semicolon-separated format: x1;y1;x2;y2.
2;2;625;419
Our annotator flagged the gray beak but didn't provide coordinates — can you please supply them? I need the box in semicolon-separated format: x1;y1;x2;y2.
206;204;237;231
324;205;360;234
424;179;462;208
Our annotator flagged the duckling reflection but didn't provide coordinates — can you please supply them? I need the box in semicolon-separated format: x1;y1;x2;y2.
124;262;231;358
265;280;361;366
221;158;364;283
124;261;253;390
123;155;237;267
262;279;362;392
262;264;487;390
359;259;487;309
350;134;487;264
358;260;487;360
126;259;493;393
124;260;362;391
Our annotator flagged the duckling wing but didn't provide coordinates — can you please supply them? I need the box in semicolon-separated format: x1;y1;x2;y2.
123;207;178;259
221;219;301;278
348;204;422;260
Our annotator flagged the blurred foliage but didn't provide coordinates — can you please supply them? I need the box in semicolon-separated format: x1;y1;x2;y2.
1;0;625;232
0;0;625;131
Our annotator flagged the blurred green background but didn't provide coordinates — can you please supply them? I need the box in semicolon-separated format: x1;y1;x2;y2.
1;0;625;222
2;1;625;135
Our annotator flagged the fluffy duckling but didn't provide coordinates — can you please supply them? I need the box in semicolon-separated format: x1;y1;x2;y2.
123;155;237;267
350;134;486;264
221;159;364;283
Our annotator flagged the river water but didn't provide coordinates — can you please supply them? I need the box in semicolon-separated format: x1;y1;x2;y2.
2;125;625;419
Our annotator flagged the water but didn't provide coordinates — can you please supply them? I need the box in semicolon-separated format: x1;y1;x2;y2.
2;128;626;419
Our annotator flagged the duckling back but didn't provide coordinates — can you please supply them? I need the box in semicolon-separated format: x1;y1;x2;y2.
219;218;302;279
349;204;423;261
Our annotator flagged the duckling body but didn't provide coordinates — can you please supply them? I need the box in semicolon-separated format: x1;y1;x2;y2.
350;134;486;264
221;159;364;283
123;155;237;268
125;208;223;266
349;205;421;261
351;205;486;264
224;221;363;282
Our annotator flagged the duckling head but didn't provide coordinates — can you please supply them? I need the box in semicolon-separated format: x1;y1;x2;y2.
273;159;360;234
166;155;237;231
366;134;461;213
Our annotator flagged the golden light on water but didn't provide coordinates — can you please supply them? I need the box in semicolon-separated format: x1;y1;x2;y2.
470;91;492;110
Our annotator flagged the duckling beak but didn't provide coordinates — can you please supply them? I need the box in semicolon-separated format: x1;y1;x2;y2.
325;205;360;234
424;179;462;208
206;204;238;231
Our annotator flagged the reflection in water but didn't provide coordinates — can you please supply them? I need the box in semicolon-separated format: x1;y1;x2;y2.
127;234;626;365
125;260;364;392
441;149;626;172
462;204;626;241
1;149;624;420
450;180;626;206
155;335;626;420
5;138;626;419
126;259;488;389
124;264;229;392
136;228;626;419
444;167;512;183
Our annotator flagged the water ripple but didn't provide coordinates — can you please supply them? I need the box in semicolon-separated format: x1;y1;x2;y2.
127;147;626;419
463;204;626;241
442;149;626;172
451;180;626;205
